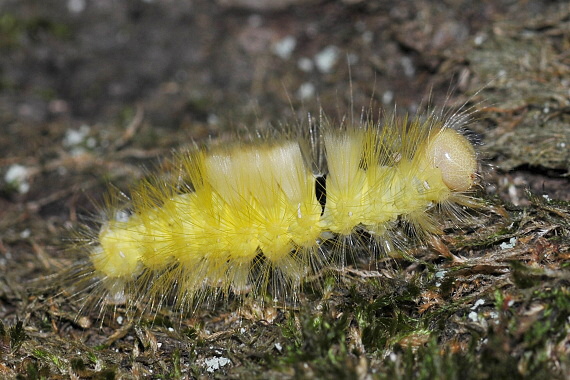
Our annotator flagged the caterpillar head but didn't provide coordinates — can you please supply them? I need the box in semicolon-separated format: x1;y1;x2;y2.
426;128;477;192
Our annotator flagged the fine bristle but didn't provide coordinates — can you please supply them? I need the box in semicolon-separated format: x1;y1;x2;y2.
61;106;482;320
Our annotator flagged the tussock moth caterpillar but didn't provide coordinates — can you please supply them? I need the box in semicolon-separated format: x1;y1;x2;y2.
62;104;480;319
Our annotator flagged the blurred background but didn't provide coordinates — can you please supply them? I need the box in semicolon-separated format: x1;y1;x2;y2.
0;0;568;378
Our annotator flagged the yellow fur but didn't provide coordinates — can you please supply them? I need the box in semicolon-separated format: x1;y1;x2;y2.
73;109;479;315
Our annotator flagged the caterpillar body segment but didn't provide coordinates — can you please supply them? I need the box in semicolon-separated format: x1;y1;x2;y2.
83;109;479;314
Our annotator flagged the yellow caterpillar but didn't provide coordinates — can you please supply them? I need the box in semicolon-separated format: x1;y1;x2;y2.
69;107;479;316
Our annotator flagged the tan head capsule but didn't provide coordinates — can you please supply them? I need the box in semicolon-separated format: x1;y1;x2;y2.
426;128;477;191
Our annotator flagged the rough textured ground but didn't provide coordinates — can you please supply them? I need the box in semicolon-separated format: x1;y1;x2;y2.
0;0;569;378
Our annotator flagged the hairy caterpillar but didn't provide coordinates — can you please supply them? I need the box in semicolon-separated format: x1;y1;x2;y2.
65;106;480;318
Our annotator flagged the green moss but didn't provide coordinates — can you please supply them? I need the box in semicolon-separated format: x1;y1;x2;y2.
0;13;71;49
0;320;27;355
276;307;355;377
16;359;51;380
32;349;67;372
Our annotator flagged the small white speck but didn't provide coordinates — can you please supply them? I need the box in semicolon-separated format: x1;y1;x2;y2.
471;299;485;310
157;342;162;348
116;316;124;325
20;229;31;239
468;311;478;322
115;210;131;223
297;82;315;100
362;30;373;44
542;194;551;201
208;113;219;126
205;357;231;373
5;164;31;194
314;45;340;73
382;90;394;104
474;33;486;45
86;137;97;148
272;36;296;59
168;327;175;332
499;237;517;250
389;352;397;362
274;342;282;352
67;0;86;13
240;327;246;334
63;125;90;147
508;184;518;205
297;57;314;72
400;56;415;77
